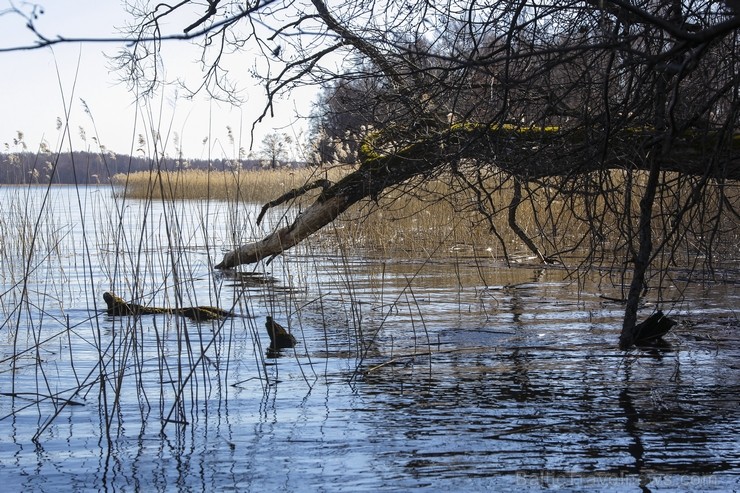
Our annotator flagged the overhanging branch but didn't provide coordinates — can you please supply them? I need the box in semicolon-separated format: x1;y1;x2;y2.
214;125;740;269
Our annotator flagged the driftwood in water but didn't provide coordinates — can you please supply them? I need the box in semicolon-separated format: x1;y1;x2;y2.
103;292;233;322
265;316;297;350
623;310;677;348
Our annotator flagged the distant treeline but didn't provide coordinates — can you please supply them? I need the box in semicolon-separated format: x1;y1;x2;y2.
0;151;301;184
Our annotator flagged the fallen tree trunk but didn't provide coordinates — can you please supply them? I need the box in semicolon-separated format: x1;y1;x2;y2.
215;137;440;268
215;125;739;270
215;194;349;268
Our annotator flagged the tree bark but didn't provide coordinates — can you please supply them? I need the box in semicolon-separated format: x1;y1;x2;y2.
215;194;348;269
619;154;661;349
215;137;437;268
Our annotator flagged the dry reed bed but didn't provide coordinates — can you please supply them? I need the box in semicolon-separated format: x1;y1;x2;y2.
112;167;344;203
113;167;518;256
112;167;740;263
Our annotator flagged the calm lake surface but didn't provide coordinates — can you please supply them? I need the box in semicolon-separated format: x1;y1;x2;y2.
1;185;738;492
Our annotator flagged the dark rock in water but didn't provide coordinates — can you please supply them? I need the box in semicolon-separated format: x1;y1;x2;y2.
633;311;677;346
265;316;297;350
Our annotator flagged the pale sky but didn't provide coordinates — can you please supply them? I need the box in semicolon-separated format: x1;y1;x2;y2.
0;1;317;160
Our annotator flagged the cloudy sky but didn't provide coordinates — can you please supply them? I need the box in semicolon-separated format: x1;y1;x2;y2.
0;1;316;160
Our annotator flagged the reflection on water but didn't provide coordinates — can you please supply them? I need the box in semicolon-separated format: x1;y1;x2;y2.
0;186;738;492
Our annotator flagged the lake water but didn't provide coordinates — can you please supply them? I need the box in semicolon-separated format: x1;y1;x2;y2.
0;185;738;492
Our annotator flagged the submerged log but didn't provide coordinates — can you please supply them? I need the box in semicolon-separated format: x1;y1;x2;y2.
622;310;677;348
265;316;297;350
103;292;233;321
